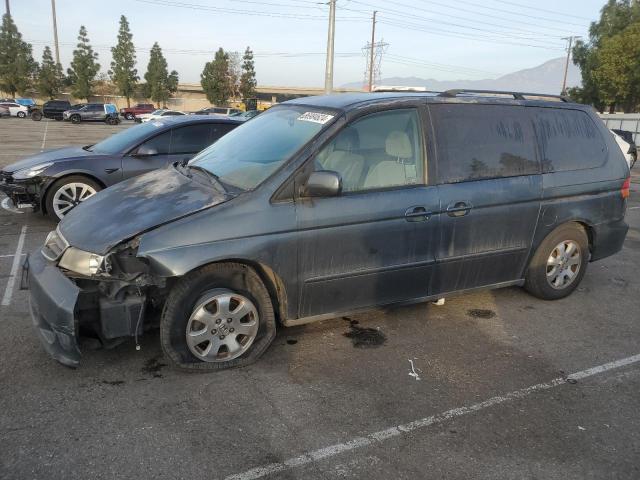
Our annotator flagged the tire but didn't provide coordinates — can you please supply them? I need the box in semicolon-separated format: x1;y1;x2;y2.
524;222;589;300
17;111;26;118
31;110;42;121
160;262;277;371
124;113;134;120
70;114;81;124
45;175;102;221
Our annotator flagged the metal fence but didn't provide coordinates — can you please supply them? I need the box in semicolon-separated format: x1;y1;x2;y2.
599;113;640;144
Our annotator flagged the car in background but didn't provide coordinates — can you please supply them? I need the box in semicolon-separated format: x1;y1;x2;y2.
137;109;186;123
120;103;155;120
193;106;242;116
0;101;30;118
0;104;9;118
31;100;72;121
62;103;120;124
15;98;37;112
0;115;241;220
229;109;261;121
611;129;637;169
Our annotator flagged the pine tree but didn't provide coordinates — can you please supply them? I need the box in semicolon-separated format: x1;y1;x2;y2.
67;25;100;100
201;47;232;106
239;46;257;100
37;46;64;99
109;15;138;107
143;42;178;107
0;14;37;96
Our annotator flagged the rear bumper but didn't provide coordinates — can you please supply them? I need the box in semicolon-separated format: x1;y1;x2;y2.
590;218;629;262
27;250;82;367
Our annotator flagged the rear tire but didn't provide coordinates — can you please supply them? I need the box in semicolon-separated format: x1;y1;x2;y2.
31;110;42;121
124;113;134;120
45;175;102;221
160;262;276;371
524;222;589;300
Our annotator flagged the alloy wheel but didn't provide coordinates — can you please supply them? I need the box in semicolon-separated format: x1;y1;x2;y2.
546;240;581;289
52;182;97;219
185;291;259;362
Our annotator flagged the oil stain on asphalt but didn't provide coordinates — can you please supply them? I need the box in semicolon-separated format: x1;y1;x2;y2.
343;317;386;348
467;309;496;319
142;357;168;378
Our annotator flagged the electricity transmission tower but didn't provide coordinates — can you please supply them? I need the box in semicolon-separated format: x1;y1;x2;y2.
362;39;388;91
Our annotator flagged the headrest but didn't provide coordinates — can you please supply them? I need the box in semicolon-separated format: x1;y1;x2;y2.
335;127;360;151
385;131;412;159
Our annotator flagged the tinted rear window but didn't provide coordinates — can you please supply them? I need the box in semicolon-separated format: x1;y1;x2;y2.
431;104;538;183
530;108;607;172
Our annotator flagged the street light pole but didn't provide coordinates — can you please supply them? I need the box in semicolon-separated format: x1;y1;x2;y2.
51;0;60;65
4;0;10;16
324;0;336;95
368;10;377;92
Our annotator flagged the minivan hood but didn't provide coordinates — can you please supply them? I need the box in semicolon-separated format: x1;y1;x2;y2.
58;167;227;254
3;146;95;173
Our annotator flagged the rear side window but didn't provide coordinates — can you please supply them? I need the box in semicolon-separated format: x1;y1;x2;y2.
210;123;236;142
530;108;607;172
431;104;538;183
170;124;212;154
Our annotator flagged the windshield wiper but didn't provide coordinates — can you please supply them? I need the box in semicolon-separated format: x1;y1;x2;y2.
82;145;94;152
187;165;227;193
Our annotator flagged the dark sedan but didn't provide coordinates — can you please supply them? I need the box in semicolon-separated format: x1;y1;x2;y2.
0;116;241;220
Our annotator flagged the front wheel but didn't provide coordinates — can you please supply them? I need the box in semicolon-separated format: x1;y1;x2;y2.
17;111;26;118
160;263;276;371
124;113;134;120
70;114;81;124
524;222;589;300
45;175;102;221
31;110;42;121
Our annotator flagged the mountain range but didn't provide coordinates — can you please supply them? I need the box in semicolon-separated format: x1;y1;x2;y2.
342;57;582;95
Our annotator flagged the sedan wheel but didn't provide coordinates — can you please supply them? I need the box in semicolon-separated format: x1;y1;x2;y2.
124;113;134;120
186;291;259;362
17;111;26;118
46;177;101;221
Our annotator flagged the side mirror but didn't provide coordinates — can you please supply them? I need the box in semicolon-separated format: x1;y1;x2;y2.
135;145;159;156
303;170;342;198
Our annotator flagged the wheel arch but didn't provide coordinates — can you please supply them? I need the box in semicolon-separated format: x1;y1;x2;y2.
40;172;107;214
527;219;594;273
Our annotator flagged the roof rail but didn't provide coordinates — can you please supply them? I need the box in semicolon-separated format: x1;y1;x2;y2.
438;89;571;102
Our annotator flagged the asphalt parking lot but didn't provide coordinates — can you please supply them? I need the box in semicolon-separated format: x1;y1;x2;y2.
1;117;640;479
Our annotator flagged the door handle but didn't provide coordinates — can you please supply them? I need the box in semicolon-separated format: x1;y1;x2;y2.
446;201;472;217
405;206;431;222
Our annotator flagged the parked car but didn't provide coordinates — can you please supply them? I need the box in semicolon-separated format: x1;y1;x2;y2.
194;107;242;116
31;100;72;121
137;109;186;123
0;104;9;117
611;129;636;169
15;98;37;112
229;109;261;121
120;103;155;120
0;116;240;221
0;101;29;118
62;103;120;124
25;90;630;369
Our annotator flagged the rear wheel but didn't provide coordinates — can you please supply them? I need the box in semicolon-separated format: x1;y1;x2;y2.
124;113;134;120
160;263;276;371
524;223;589;300
31;110;42;121
45;175;102;221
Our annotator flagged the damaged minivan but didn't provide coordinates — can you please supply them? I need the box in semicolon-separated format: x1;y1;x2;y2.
27;90;631;370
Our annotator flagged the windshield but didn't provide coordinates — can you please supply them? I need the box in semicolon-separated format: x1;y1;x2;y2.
189;105;335;191
151;109;165;115
91;121;170;154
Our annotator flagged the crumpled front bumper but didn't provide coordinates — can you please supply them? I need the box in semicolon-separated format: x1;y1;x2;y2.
27;250;81;367
0;176;38;209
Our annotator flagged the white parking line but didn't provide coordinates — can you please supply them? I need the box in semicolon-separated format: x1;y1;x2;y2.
0;253;26;258
40;120;49;150
1;225;27;306
225;353;640;480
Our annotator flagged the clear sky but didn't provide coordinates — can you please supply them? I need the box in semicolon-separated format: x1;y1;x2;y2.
8;0;604;88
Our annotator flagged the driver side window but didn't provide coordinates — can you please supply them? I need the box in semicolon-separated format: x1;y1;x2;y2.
315;109;425;192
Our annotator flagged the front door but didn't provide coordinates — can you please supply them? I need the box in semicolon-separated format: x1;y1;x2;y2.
122;128;173;179
296;107;440;318
428;103;542;294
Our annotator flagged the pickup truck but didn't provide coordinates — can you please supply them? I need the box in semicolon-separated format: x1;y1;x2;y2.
119;103;155;120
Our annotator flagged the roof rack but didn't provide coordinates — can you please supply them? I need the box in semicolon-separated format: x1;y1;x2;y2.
372;86;440;94
438;89;571;102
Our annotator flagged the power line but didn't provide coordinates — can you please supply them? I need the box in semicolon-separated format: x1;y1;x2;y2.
488;0;594;21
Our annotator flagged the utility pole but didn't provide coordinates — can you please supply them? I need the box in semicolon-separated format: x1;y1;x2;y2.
51;0;60;65
324;0;336;95
4;0;10;16
368;11;377;92
561;36;580;95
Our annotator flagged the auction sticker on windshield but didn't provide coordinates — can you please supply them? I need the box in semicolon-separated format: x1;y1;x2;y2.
297;112;334;124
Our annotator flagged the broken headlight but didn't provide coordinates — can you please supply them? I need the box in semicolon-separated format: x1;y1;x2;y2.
58;247;106;276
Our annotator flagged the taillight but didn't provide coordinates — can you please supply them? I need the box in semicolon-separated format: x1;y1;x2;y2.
622;177;630;199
